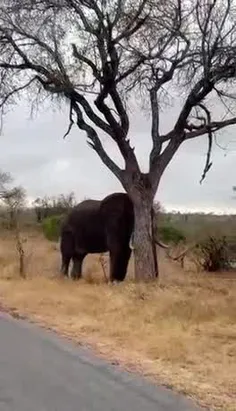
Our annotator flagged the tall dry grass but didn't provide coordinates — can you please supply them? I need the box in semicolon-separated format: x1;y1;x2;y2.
0;230;235;410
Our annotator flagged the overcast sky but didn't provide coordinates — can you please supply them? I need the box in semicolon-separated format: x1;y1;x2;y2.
0;97;236;213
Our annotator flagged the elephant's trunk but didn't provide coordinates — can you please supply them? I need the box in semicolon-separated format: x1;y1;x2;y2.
129;204;169;252
154;238;169;249
129;232;169;250
129;231;135;250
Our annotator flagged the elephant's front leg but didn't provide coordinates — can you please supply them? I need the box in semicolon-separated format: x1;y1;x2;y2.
70;254;86;280
109;246;132;283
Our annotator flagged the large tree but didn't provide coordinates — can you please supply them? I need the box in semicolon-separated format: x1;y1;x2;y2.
0;0;236;280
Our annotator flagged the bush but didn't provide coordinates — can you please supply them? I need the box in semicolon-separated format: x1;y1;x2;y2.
195;236;231;272
158;224;186;245
42;215;63;242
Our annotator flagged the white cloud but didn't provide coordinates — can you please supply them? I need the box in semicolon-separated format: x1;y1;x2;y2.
53;159;70;173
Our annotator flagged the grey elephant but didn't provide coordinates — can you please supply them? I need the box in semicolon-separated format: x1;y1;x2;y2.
60;192;167;282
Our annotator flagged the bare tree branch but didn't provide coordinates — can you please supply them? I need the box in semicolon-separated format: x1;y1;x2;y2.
114;1;149;44
0;28;51;78
149;86;161;171
198;103;213;184
185;117;236;141
71;99;122;181
0;76;38;108
63;99;74;139
72;43;101;80
0;0;236;206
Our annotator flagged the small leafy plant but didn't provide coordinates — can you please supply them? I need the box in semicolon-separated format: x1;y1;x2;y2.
195;236;230;272
42;215;63;242
158;224;186;245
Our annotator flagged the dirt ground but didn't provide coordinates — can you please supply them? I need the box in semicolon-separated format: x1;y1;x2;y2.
0;230;235;411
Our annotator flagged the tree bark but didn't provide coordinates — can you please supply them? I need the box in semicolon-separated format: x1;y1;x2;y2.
132;196;158;281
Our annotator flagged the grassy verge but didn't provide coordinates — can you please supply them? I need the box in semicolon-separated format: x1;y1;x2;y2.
0;231;235;411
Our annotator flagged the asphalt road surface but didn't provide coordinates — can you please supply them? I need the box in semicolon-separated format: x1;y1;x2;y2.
0;311;203;411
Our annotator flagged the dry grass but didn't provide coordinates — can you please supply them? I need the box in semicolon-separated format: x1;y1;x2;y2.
0;230;236;411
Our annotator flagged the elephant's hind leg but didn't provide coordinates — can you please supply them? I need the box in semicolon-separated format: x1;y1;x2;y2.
60;229;74;277
70;253;86;280
60;255;71;277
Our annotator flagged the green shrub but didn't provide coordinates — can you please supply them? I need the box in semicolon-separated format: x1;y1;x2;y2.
42;215;63;242
195;236;231;272
158;224;186;245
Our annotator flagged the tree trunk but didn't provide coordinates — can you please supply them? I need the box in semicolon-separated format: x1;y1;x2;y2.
132;197;158;281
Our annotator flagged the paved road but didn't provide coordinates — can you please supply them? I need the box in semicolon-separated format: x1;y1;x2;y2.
0;311;202;411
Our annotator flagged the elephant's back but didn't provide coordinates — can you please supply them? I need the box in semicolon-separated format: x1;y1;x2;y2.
74;199;100;214
64;199;101;229
62;199;106;252
100;192;133;215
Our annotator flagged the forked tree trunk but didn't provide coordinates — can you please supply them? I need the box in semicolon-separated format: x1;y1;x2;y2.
132;197;158;281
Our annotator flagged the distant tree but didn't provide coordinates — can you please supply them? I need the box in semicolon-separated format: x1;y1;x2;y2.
232;186;236;200
0;171;13;196
0;170;27;277
54;192;76;210
1;1;236;279
0;170;26;226
32;196;53;222
3;186;26;228
33;192;76;222
33;197;44;223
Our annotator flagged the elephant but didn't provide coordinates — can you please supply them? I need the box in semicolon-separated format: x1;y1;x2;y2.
60;192;134;282
59;192;168;282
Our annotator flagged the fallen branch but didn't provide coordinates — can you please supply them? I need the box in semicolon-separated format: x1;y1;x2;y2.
15;226;26;279
99;253;109;283
167;244;197;269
